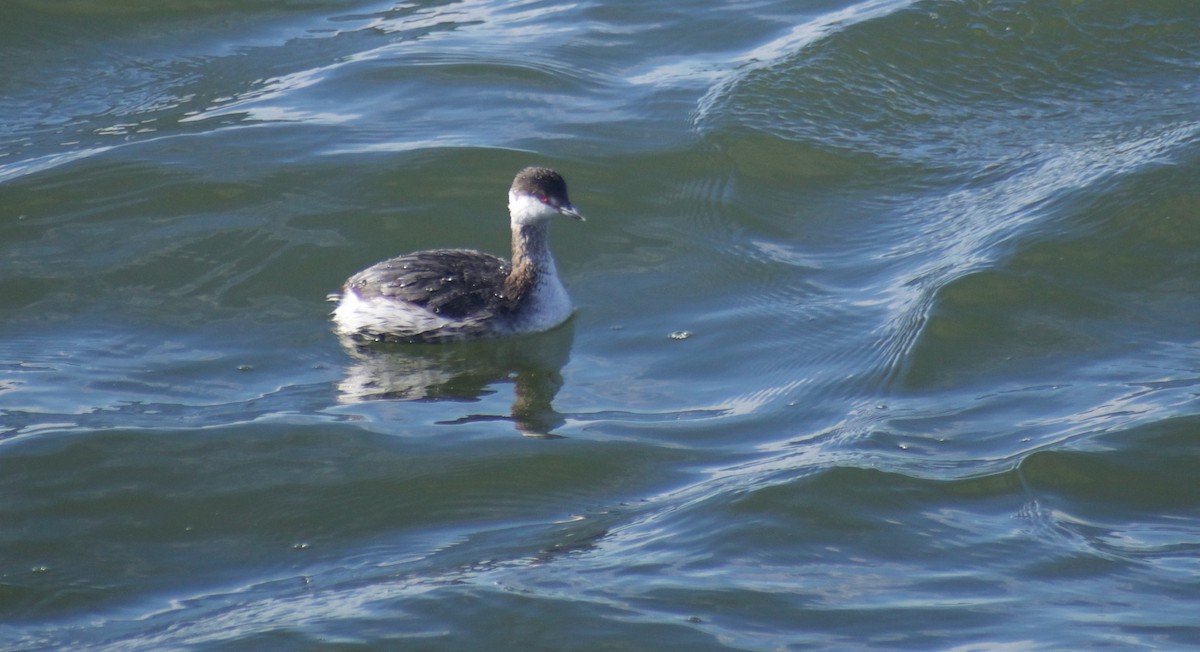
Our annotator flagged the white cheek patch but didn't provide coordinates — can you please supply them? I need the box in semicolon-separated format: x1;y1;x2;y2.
508;192;560;226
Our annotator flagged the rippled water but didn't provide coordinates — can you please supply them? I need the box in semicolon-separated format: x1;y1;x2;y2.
3;1;1199;649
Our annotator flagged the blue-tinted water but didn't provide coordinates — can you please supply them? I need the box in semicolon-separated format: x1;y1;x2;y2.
2;1;1199;649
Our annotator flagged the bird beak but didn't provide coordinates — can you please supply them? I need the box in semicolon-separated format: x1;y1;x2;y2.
556;202;586;222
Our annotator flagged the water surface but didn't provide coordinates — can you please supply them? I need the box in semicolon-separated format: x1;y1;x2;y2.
2;1;1199;649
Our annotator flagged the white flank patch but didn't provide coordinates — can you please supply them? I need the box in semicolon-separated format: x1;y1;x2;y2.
332;290;456;338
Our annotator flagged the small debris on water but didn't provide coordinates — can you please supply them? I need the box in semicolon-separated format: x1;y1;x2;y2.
669;330;692;340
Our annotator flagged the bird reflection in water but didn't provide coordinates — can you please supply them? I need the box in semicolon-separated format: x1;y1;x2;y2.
335;324;574;437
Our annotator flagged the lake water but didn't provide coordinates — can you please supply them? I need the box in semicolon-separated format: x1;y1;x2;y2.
2;1;1199;649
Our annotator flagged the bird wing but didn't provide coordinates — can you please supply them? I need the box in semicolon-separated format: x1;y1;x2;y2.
343;249;511;321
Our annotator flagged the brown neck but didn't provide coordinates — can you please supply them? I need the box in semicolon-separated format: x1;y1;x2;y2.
503;222;551;305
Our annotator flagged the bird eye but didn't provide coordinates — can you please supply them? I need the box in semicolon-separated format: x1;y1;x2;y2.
538;194;549;203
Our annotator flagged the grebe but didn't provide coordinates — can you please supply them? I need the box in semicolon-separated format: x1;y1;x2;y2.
332;167;584;343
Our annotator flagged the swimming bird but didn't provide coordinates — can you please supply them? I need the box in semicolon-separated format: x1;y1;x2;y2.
332;167;584;343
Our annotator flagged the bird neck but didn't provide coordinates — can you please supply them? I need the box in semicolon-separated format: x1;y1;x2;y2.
504;222;555;304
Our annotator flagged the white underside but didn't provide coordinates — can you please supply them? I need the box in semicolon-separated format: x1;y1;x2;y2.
332;271;573;340
333;291;459;337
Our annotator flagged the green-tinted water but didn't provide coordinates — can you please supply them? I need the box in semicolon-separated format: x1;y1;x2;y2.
2;1;1199;649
